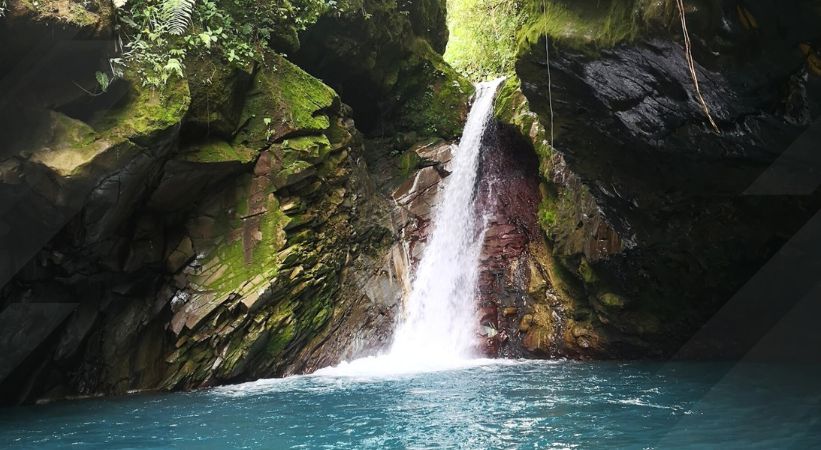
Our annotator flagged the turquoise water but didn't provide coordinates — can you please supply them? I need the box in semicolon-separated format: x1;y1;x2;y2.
2;361;821;449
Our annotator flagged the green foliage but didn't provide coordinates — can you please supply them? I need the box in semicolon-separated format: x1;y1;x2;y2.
95;71;111;92
517;0;681;52
396;39;474;139
445;0;653;79
116;0;334;88
444;0;528;81
162;0;197;35
445;0;687;79
538;196;558;232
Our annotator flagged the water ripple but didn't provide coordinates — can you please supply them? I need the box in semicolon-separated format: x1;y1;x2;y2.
1;361;821;448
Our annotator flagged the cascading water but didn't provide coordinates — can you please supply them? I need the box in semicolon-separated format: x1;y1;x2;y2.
316;78;505;376
389;78;504;362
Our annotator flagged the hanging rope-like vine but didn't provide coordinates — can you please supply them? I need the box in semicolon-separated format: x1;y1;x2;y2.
542;0;555;147
675;0;721;133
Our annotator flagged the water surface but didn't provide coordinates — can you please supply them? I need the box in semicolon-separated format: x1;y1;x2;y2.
2;361;820;449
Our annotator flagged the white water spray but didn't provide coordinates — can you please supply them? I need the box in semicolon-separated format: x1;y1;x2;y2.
315;78;505;377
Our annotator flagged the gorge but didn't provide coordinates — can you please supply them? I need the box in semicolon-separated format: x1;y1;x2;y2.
1;0;821;447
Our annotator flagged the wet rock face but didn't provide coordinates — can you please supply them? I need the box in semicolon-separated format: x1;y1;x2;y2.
391;141;454;263
511;1;821;357
291;0;472;139
0;4;443;402
0;0;474;402
474;125;543;357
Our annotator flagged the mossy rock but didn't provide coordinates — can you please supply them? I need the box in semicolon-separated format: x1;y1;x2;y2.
408;0;449;53
516;0;723;54
233;54;339;151
393;39;474;139
596;291;628;309
91;75;190;144
179;139;257;164
325;116;355;150
216;300;296;379
517;0;646;53
176;173;289;332
494;78;553;165
578;257;599;285
13;75;188;180
397;150;423;177
20;110;127;178
7;0;114;34
522;304;555;353
184;56;253;138
276;135;333;164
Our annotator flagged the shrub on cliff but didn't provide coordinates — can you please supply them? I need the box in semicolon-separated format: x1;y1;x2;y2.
111;0;332;88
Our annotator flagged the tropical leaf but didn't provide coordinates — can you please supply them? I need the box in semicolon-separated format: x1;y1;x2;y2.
95;71;111;93
162;0;197;35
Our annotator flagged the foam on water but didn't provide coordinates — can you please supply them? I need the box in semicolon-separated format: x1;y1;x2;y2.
311;356;515;378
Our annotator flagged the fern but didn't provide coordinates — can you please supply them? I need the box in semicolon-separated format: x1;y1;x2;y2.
162;0;196;35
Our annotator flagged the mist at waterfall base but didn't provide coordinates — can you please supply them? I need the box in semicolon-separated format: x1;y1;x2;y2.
4;361;821;448
315;78;506;377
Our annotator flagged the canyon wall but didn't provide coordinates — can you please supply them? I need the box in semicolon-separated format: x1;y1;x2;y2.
0;0;471;404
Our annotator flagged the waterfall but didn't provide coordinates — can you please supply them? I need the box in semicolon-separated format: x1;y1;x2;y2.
389;78;504;361
315;78;505;376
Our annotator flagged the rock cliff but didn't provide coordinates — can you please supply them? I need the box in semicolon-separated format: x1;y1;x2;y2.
487;0;821;358
0;0;470;404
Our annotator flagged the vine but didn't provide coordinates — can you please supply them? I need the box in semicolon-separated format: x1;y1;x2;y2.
675;0;720;133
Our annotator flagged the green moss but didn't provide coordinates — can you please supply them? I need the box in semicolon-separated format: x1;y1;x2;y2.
192;175;289;303
537;182;559;234
316;148;348;179
234;54;338;149
398;150;422;177
516;0;724;53
279;135;332;163
93;75;190;142
272;55;336;130
597;292;627;308
578;257;599;285
263;310;296;358
494;78;553;172
537;182;584;241
275;160;315;187
17;0;109;27
181;139;256;164
27;111;136;177
518;0;640;52
394;39;475;139
325;117;353;149
538;202;558;231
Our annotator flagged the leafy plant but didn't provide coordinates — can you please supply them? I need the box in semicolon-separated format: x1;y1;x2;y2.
96;71;111;92
162;0;197;35
444;0;528;80
114;0;338;88
263;117;274;140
